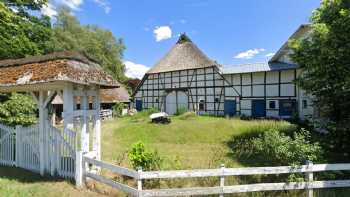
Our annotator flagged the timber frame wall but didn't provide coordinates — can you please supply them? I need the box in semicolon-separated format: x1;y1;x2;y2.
222;68;314;119
134;66;240;116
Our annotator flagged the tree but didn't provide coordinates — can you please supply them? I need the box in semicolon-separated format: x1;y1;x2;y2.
0;0;52;59
50;7;127;82
290;0;350;161
0;93;37;126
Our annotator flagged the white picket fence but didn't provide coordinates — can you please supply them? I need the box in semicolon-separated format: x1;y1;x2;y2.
0;122;76;179
79;155;350;197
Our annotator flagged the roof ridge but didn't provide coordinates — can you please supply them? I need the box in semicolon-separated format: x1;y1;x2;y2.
0;51;97;67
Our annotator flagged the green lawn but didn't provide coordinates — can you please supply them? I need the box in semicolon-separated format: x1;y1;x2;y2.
101;114;295;169
1;114;350;196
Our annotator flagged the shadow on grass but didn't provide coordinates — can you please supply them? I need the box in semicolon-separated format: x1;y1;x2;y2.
0;166;70;184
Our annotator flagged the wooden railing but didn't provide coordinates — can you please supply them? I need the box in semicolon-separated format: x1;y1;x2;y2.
77;153;350;197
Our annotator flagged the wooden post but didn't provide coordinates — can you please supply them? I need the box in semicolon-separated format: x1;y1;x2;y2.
137;167;143;197
306;160;313;197
75;151;83;187
93;88;101;160
39;91;45;176
81;90;89;153
220;164;225;197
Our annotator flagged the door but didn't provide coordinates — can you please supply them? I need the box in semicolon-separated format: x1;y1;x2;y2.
252;100;266;118
135;100;142;111
224;100;236;116
165;91;188;115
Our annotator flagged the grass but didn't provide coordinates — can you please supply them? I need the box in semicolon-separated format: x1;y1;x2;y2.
102;114;295;169
1;113;350;196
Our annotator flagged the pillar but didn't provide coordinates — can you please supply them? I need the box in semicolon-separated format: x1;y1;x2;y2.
93;88;101;160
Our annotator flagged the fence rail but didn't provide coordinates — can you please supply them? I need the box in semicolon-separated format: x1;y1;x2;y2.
80;154;350;197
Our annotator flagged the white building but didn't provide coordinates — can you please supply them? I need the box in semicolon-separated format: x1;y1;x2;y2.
133;25;314;120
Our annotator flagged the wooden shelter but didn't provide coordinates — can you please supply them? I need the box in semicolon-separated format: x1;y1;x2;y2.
0;51;119;176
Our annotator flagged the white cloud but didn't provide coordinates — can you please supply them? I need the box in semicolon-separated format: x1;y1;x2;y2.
265;52;275;57
93;0;111;14
59;0;84;10
153;26;172;42
41;3;58;18
234;48;265;59
124;61;149;79
51;0;110;13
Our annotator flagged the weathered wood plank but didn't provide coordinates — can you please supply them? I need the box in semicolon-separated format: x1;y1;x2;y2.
142;186;222;197
140;164;350;179
84;157;138;178
85;172;138;196
142;180;350;197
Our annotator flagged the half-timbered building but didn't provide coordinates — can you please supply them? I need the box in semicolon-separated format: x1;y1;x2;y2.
133;25;314;120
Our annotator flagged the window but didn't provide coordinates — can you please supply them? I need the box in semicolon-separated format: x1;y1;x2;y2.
215;98;220;103
279;100;297;116
303;100;307;109
269;101;276;109
199;100;205;111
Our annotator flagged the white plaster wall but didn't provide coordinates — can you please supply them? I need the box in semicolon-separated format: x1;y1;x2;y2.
280;70;295;83
242;86;251;97
266;85;279;97
266;71;279;84
280;84;295;96
252;85;264;97
241;99;251;109
242;73;251;85
233;74;241;85
252;72;265;84
241;109;251;116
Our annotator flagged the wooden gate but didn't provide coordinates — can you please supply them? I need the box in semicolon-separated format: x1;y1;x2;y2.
0;124;15;166
0;122;76;179
47;123;76;178
17;124;41;173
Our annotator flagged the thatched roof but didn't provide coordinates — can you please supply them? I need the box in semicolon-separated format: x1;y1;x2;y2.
0;51;119;91
52;86;130;104
147;34;218;74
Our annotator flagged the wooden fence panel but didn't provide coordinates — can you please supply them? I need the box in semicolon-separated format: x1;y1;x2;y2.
81;156;350;197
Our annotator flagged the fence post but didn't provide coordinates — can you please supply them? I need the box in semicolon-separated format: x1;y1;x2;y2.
75;151;83;188
220;164;225;197
137;167;143;197
306;160;313;197
15;125;21;167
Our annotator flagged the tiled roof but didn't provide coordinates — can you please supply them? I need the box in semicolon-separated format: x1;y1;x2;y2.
222;62;298;74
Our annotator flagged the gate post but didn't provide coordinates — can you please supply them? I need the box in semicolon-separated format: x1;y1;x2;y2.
75;151;83;187
39;91;46;176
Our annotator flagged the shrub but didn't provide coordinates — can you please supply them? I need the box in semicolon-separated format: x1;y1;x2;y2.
0;93;37;126
128;142;163;171
232;128;323;166
112;103;126;117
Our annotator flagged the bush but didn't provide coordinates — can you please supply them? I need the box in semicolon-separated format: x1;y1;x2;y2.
232;128;323;166
112;103;126;117
0;93;37;126
128;142;163;171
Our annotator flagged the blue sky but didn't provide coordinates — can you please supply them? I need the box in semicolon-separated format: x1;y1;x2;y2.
42;0;320;79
